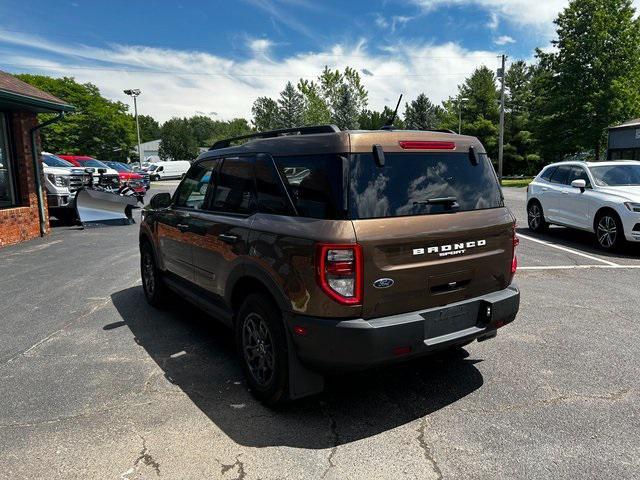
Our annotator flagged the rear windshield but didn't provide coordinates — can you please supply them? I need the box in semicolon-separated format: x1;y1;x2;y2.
349;152;503;219
273;152;502;220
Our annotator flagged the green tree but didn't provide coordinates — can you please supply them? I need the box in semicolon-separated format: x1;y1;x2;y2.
504;61;541;174
158;117;198;160
15;74;136;161
535;0;640;160
297;80;331;125
252;97;280;131
404;94;442;130
331;84;360;130
188;115;217;146
138;115;160;143
277;82;305;128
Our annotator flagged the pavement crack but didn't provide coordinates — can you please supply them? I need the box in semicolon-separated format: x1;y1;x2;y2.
320;402;340;479
134;434;161;477
417;417;443;480
220;454;246;480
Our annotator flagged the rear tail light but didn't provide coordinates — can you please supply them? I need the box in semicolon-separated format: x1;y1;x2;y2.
511;233;520;274
316;244;363;305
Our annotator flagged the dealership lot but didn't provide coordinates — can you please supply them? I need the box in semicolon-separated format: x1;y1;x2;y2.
0;187;639;479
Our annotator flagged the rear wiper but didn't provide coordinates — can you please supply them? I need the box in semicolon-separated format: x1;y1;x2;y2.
413;196;459;206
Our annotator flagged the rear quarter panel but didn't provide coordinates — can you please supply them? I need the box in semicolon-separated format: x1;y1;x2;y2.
248;214;362;318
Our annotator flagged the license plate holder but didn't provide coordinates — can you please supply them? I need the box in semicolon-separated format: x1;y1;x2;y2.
422;302;479;339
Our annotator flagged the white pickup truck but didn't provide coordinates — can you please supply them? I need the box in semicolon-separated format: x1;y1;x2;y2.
41;153;90;222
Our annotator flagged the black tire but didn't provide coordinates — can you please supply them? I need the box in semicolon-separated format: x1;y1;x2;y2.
140;242;167;307
595;211;625;251
152;175;160;181
527;200;549;232
235;293;289;406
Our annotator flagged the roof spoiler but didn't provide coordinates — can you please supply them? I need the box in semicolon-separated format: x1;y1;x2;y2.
210;124;341;150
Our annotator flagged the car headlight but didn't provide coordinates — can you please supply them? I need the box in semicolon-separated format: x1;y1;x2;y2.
47;174;69;187
624;202;640;213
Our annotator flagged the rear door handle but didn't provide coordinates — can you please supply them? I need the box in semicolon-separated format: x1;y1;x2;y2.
218;233;238;245
542;187;549;191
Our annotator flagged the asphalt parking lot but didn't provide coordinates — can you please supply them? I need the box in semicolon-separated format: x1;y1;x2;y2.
1;185;639;479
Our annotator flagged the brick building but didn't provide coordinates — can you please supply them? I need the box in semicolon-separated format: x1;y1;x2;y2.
0;71;73;247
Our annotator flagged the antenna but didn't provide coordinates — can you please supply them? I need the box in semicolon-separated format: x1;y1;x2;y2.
381;94;403;130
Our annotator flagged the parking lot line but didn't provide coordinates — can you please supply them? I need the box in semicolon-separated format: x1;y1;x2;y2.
519;265;640;271
517;233;619;267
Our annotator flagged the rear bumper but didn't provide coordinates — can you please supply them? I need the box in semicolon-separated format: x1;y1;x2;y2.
286;284;520;372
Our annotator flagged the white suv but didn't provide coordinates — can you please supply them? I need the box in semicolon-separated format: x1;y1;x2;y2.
527;161;640;250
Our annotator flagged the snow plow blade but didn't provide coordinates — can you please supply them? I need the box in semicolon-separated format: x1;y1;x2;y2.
75;188;140;226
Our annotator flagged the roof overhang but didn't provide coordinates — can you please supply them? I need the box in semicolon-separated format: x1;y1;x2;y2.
0;89;75;113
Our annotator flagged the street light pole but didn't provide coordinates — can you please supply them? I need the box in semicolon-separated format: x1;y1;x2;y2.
124;89;142;165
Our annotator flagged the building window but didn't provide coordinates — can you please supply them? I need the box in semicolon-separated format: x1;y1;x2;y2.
0;112;17;208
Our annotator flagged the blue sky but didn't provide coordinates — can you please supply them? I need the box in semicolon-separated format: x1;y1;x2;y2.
0;0;582;121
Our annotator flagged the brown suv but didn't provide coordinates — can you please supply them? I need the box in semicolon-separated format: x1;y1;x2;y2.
139;125;520;404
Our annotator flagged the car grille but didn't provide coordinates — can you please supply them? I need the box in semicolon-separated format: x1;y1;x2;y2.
68;174;88;192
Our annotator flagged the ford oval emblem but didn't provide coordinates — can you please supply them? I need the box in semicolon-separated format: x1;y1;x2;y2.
373;278;394;289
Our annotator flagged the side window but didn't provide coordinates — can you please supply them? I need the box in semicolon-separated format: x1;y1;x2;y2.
273;155;346;219
174;160;217;209
254;155;290;215
211;157;256;214
540;166;557;182
569;166;591;187
549;166;570;185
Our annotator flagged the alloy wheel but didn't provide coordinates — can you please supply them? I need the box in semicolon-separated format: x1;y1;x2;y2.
528;204;541;230
242;313;275;387
597;216;617;249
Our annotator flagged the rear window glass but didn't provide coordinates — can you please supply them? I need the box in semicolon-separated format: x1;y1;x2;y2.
349;152;503;219
274;155;346;219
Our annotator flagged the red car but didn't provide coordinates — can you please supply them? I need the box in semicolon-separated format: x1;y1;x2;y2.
58;155;146;194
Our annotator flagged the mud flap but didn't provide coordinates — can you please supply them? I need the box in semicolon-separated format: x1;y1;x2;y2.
284;328;325;400
75;188;140;226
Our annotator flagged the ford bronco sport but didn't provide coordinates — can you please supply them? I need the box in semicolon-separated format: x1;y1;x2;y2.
139;125;520;405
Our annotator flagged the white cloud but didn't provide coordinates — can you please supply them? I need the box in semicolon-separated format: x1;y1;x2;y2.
487;12;499;30
414;0;640;30
247;38;273;54
0;28;501;123
494;35;515;46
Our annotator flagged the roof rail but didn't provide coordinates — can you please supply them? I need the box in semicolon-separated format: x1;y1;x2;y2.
210;124;341;150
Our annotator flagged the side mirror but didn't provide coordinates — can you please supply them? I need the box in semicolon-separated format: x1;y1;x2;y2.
84;167;95;174
571;179;587;191
97;168;107;175
150;192;172;209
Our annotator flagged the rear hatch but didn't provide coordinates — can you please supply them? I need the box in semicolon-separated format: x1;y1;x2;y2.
348;147;515;319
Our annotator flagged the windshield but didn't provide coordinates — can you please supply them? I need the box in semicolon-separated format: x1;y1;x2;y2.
77;159;109;168
590;164;640;186
349;152;503;219
147;165;158;171
42;154;73;168
104;161;131;172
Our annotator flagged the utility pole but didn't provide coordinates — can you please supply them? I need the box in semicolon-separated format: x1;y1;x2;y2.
458;97;469;134
124;89;142;165
498;54;506;184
